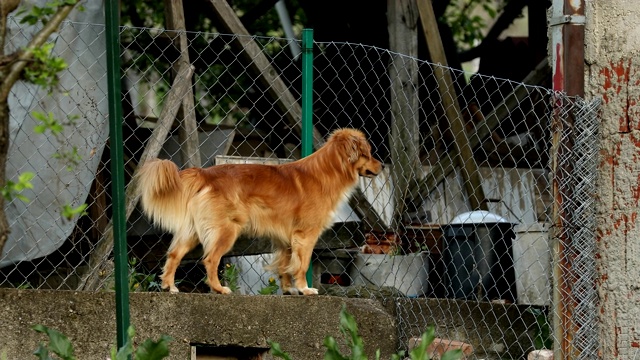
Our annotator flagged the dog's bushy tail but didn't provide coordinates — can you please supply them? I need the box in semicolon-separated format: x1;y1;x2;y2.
268;247;302;278
137;159;186;233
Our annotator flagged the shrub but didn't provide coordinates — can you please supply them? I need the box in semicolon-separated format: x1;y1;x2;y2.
31;324;172;360
269;305;463;360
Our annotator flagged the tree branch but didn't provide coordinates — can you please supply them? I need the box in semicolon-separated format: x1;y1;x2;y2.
0;4;76;101
0;0;22;57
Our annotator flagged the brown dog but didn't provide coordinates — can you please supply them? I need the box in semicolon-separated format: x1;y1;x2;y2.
137;128;383;295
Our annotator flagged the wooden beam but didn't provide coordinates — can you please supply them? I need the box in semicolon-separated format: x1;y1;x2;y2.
417;0;487;211
164;0;201;169
408;58;551;203
78;64;195;291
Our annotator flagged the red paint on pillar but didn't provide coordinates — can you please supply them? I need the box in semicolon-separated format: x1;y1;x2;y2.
599;59;636;131
553;43;564;92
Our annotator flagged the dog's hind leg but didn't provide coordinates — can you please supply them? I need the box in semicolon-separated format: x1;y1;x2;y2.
201;224;240;294
161;233;199;293
271;247;296;295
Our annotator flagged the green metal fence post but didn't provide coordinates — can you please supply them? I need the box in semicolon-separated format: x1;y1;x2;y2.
105;0;130;349
301;28;314;286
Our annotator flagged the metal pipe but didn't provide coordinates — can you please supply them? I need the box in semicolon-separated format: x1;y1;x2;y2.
105;0;130;349
550;0;586;358
551;0;585;96
275;0;301;60
301;28;314;286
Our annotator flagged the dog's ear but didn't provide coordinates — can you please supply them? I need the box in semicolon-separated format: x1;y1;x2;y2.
346;135;361;163
343;131;371;163
329;128;368;163
349;132;372;162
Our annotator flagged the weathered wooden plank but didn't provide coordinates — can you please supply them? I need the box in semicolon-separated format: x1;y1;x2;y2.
417;0;487;211
164;0;201;168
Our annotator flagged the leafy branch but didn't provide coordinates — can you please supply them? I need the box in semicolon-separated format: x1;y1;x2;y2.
441;0;499;51
2;172;34;202
0;1;78;100
0;0;81;255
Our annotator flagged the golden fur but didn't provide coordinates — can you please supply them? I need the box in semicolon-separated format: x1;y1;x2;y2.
137;128;383;295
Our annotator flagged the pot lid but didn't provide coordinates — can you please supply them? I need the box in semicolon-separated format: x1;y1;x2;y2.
449;210;509;225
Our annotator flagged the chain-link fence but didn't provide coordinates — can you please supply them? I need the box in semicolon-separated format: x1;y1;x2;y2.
1;20;600;359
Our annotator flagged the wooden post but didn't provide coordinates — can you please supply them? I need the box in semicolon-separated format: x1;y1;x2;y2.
387;0;423;227
164;0;201;168
417;0;487;211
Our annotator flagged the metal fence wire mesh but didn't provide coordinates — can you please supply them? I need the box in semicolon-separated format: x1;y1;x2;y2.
1;21;601;359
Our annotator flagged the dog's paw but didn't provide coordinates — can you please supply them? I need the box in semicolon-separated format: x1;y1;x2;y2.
218;286;233;295
162;282;180;293
301;287;319;295
283;287;301;295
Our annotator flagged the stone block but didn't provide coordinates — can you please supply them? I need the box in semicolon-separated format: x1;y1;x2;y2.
528;349;553;360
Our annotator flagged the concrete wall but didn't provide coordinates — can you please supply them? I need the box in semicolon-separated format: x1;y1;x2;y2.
585;1;640;358
0;289;397;359
0;289;536;359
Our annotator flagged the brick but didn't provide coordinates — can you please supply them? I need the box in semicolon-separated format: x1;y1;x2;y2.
408;337;474;359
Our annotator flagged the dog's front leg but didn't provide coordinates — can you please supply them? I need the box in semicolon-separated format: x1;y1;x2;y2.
291;235;319;295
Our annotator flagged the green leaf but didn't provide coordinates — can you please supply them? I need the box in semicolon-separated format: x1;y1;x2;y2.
18;172;35;185
338;306;365;356
441;349;464;360
258;277;279;295
45;330;74;359
113;326;134;360
34;125;47;134
32;325;75;360
32;344;52;360
323;336;348;360
409;327;435;360
50;123;64;134
133;336;172;360
269;341;294;360
32;111;48;122
62;203;88;220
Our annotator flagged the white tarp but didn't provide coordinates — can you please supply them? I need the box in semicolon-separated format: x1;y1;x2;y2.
1;1;108;267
